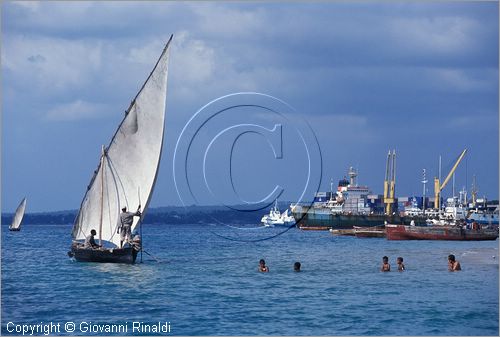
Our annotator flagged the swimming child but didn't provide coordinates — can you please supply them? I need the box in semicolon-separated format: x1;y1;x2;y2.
448;254;461;271
397;256;405;271
381;256;390;272
259;259;269;272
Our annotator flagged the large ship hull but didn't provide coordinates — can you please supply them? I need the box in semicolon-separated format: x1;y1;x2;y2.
386;224;498;241
292;206;427;230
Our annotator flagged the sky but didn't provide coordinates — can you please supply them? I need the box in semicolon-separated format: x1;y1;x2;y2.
1;1;498;213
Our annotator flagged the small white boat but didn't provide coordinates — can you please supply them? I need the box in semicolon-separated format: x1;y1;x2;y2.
260;201;295;227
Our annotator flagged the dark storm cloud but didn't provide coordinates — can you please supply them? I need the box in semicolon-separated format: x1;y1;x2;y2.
2;1;498;211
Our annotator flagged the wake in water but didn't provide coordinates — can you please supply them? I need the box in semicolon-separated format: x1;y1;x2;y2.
207;222;268;231
209;223;297;242
460;248;498;265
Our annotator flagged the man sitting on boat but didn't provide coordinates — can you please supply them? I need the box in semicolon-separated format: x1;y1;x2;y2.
118;205;141;248
84;229;101;249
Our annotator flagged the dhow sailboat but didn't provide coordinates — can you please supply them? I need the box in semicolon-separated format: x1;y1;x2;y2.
9;197;27;231
68;35;172;263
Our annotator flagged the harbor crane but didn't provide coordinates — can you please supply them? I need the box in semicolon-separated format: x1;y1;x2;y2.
433;149;467;210
383;150;396;215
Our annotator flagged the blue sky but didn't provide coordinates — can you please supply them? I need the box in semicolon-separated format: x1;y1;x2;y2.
2;1;498;212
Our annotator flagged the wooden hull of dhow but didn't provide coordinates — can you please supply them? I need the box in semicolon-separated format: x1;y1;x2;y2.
329;228;355;236
386;224;499;241
69;246;138;264
354;230;386;238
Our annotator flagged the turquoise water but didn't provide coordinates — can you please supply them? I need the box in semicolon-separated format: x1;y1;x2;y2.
2;223;499;335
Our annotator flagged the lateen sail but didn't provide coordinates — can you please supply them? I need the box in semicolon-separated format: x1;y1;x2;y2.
71;36;172;247
9;197;27;230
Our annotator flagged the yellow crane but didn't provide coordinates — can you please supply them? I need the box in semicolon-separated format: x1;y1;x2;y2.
383;150;396;215
433;149;467;210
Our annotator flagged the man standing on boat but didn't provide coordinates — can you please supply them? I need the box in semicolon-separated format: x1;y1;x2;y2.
118;205;141;248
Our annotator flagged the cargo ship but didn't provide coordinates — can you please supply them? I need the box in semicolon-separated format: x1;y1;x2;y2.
291;150;498;231
291;166;429;230
291;202;429;230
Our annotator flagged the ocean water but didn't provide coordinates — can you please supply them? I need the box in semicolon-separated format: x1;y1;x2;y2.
1;223;499;336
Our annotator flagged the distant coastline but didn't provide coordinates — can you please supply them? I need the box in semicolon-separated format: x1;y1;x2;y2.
1;202;294;226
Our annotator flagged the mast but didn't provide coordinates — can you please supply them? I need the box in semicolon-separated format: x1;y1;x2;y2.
439;155;442;184
348;166;357;186
383;151;390;214
459;187;467;206
389;150;396;208
329;178;334;201
99;145;105;247
471;174;477;207
384;150;396;215
422;169;427;215
452;173;455;198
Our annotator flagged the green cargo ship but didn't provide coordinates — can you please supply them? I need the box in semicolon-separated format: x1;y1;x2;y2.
291;204;427;230
291;167;428;230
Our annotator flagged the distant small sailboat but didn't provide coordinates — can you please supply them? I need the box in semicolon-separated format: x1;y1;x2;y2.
68;35;172;263
9;197;27;231
260;200;295;227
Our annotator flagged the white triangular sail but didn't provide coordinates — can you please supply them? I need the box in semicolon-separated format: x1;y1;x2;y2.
71;36;172;247
9;197;27;230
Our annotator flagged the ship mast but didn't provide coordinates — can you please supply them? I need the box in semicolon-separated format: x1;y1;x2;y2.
330;178;334;201
389;150;396;208
348;167;357;186
471;174;477;208
384;150;396;215
452;173;455;198
422;168;427;215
